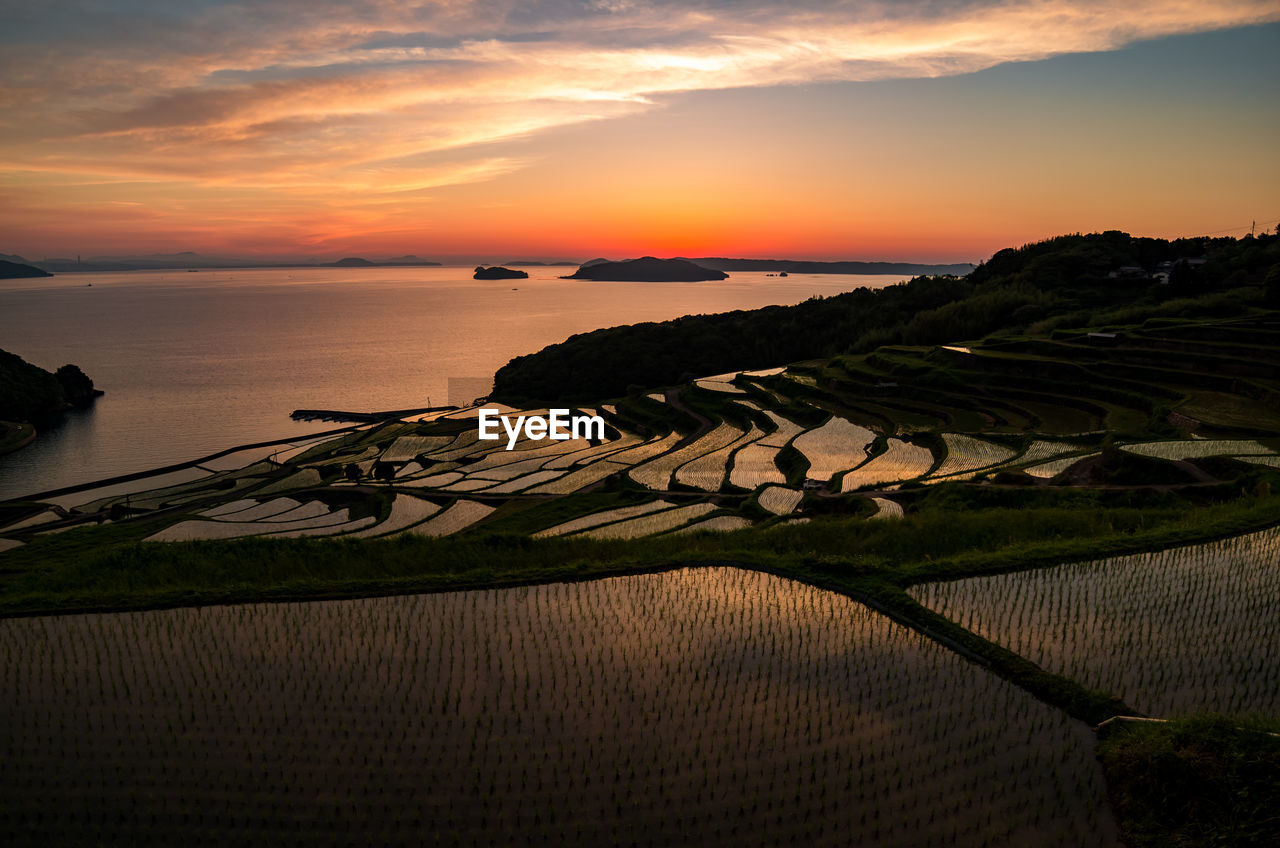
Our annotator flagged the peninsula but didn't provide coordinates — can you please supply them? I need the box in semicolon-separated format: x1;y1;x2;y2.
0;259;52;279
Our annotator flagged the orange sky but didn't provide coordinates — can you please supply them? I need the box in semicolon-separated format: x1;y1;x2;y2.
1;1;1277;262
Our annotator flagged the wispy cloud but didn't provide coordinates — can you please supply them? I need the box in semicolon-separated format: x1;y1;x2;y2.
1;0;1276;244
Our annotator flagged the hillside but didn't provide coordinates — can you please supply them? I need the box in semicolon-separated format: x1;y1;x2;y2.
494;231;1280;403
0;350;101;424
0;259;52;279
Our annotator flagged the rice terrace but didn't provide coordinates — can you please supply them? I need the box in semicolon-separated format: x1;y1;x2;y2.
3;231;1280;845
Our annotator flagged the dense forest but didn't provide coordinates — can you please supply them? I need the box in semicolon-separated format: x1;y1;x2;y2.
493;231;1280;403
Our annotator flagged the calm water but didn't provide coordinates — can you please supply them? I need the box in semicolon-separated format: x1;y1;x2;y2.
0;568;1116;846
0;266;901;498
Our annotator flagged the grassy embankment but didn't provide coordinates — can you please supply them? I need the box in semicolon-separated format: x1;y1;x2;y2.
1098;715;1280;847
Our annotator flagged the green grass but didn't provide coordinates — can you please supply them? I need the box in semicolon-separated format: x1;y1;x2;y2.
1098;715;1280;848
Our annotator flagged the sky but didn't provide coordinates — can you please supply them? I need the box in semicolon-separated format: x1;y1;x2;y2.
1;0;1278;262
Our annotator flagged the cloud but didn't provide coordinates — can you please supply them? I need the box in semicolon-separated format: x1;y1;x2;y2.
1;1;1276;199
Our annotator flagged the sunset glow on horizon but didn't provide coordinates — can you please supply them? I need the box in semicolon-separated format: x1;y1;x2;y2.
2;1;1278;262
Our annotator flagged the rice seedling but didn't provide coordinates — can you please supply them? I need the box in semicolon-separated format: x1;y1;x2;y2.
543;434;643;469
868;498;904;519
462;437;593;476
0;568;1116;846
399;472;465;489
394;461;424;478
260;516;380;538
264;434;346;465
1023;454;1099;479
254;469;324;496
478;470;568;494
144;507;358;542
577;503;719;539
1120;439;1275;460
533;500;676;538
603;432;682;466
525;461;630;495
630;424;744;490
208;497;303;521
728;443;786;489
676;427;764;491
46;466;214;510
253;500;334;523
791;417;875;481
422;430;484;461
344;495;441;538
380;436;455;463
911;526;1280;717
197;498;260;518
438;478;497;493
756;486;803;516
758;411;805;448
928;435;1018;479
470;454;562;482
836;439;934;492
694;380;746;394
669;515;753;534
1008;440;1090;467
302;445;380;468
400;500;495;537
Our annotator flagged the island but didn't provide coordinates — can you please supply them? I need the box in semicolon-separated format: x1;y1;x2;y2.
473;266;529;280
0;259;52;279
564;256;728;281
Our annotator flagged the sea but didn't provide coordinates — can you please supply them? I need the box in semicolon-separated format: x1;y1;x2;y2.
0;266;905;500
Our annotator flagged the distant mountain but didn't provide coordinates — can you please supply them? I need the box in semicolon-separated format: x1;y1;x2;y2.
566;257;728;282
26;253;443;272
503;260;578;267
0;259;52;279
383;255;443;266
579;257;612;268
678;257;975;276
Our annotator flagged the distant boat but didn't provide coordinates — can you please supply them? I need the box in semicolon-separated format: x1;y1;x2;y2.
779;271;789;277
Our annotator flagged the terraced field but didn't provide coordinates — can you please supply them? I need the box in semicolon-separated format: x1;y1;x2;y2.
910;528;1280;717
4;316;1278;547
0;569;1118;847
